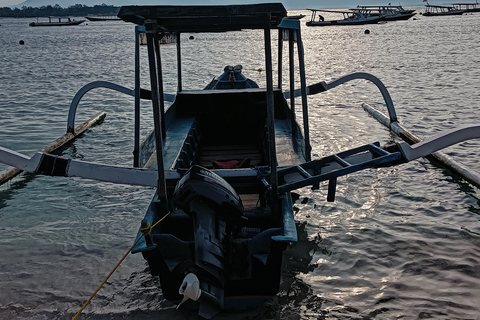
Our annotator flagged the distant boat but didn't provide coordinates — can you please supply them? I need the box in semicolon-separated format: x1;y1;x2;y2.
452;2;480;12
85;15;121;21
353;5;416;21
306;9;384;26
29;17;85;27
422;5;465;16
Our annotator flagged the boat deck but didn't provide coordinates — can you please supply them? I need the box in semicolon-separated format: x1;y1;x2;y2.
144;88;305;173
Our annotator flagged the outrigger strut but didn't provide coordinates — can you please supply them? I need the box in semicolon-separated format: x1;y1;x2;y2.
0;125;478;196
257;142;402;202
274;142;401;202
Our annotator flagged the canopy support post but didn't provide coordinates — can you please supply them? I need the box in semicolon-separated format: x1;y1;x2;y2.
288;29;296;137
145;19;168;200
176;32;182;92
133;25;143;167
296;27;311;161
264;17;278;201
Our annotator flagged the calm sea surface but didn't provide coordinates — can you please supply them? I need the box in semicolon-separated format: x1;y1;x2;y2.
0;8;479;320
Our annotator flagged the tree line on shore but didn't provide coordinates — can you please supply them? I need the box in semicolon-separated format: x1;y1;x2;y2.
0;4;119;17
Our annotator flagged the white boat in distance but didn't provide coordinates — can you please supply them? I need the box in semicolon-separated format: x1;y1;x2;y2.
85;15;121;21
452;2;480;12
306;9;385;26
352;5;417;21
422;4;465;16
29;16;85;27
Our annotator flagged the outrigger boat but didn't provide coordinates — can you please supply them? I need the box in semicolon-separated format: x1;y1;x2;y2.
306;9;385;26
352;5;416;21
452;2;480;13
29;16;85;27
0;3;479;319
85;15;121;21
422;4;465;16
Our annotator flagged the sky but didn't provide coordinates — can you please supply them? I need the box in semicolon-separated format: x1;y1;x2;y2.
0;0;447;9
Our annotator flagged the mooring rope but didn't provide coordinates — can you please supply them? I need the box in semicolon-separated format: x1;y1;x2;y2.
72;211;171;320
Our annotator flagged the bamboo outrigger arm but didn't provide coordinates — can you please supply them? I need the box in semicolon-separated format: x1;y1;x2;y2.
0;125;478;192
397;125;480;161
285;72;398;123
66;80;175;133
67;81;135;133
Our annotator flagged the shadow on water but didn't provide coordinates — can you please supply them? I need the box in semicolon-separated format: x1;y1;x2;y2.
0;137;91;212
0;172;36;210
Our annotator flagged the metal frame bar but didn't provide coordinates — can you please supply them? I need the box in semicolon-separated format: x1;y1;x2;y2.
288;29;296;137
145;19;167;199
296;27;311;162
176;32;182;92
277;29;283;90
264;16;278;197
134;26;143;167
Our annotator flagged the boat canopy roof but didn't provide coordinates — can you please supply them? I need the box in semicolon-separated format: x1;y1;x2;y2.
117;3;287;32
354;5;404;8
425;4;455;8
307;8;354;14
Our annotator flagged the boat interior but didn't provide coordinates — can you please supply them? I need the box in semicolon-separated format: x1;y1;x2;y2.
143;87;301;198
174;89;288;167
138;88;297;300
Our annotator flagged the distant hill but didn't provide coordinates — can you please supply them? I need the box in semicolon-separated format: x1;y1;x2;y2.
13;0;131;7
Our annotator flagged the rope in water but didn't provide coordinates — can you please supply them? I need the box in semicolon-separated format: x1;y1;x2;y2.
71;211;171;320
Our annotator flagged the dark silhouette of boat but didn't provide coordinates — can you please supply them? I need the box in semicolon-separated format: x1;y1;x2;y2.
353;5;416;21
306;9;385;26
422;5;465;16
85;15;121;21
29;17;85;27
452;2;480;13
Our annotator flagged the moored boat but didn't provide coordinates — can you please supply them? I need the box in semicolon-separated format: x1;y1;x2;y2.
29;16;85;27
85;15;121;21
306;9;385;26
353;5;416;21
452;2;480;12
422;4;465;16
0;3;479;319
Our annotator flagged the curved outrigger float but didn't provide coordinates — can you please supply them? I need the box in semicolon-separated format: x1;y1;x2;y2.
0;3;479;319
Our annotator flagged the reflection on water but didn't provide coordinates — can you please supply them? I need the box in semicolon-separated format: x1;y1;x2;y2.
0;9;480;319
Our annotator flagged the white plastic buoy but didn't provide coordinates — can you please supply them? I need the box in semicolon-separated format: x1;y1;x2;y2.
176;273;202;309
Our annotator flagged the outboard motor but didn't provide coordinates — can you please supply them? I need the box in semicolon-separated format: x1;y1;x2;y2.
173;165;244;318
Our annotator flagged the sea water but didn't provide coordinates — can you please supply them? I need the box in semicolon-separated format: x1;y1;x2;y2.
0;9;479;319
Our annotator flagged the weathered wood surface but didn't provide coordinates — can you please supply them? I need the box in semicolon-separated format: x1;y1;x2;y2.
0;111;106;186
